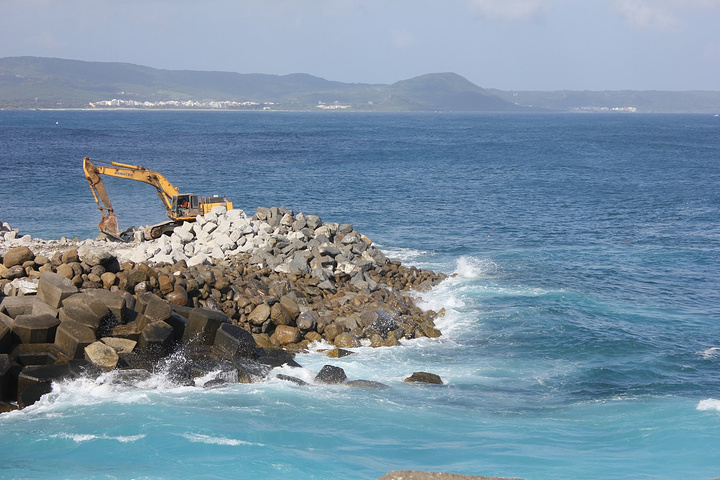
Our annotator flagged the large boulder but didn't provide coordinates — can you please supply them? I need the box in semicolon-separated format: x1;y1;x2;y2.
84;341;119;371
3;246;34;268
55;320;96;360
84;288;127;322
248;304;271;326
213;323;257;360
139;321;175;360
272;325;301;346
12;314;60;344
36;272;78;309
78;245;113;267
182;308;230;346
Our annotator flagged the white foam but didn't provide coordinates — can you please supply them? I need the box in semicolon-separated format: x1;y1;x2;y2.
697;398;720;412
453;256;498;278
180;433;263;446
376;244;432;263
701;347;720;360
50;433;146;443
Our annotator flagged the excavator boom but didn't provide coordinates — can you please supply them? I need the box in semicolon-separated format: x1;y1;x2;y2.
83;157;232;239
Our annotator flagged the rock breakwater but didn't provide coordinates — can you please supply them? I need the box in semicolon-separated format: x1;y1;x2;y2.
0;207;447;411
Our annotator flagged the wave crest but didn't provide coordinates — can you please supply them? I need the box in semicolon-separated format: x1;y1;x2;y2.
697;398;720;412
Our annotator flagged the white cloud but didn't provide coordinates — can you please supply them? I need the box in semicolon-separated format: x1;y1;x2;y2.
467;0;545;21
614;0;720;31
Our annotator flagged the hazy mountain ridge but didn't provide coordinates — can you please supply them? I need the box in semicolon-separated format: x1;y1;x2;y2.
1;57;718;112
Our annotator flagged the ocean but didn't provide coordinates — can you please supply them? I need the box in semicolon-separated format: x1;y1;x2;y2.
0;110;719;479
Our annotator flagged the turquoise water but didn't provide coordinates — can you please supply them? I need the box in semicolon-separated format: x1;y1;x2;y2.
1;111;719;479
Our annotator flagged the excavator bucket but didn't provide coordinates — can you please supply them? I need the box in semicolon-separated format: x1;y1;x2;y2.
98;212;120;239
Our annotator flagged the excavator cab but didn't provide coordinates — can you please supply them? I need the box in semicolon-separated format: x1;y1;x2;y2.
171;194;201;219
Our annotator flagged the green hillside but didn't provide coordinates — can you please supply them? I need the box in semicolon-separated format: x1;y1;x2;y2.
0;57;525;111
1;57;718;112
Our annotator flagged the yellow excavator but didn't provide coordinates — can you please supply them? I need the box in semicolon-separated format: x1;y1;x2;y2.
83;157;233;240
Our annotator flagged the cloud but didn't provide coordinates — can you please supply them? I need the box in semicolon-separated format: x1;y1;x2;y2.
614;0;720;31
467;0;545;21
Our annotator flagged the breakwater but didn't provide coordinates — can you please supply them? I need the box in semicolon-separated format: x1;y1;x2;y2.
0;206;447;412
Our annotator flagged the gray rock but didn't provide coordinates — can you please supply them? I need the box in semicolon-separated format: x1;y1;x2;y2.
78;246;113;267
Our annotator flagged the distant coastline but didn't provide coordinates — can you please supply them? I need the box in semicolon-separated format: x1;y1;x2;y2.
2;56;720;113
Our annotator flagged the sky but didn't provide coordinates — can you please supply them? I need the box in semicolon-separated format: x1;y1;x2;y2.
0;0;719;91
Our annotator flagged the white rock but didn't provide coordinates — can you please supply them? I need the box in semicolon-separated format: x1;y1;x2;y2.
209;246;225;259
212;233;235;251
187;253;210;267
6;278;39;295
150;253;175;264
210;205;227;216
216;220;232;235
202;221;217;235
226;209;246;221
179;221;194;232
173;228;194;244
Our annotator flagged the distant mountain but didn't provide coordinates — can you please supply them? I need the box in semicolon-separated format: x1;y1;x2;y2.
1;57;718;112
0;57;526;111
488;89;720;114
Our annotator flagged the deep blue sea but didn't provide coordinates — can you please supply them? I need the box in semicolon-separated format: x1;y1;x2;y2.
1;110;719;479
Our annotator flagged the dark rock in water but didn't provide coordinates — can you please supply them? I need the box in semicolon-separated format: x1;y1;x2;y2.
67;359;103;379
107;368;154;387
182;308;230;346
116;353;154;372
314;364;347;384
202;378;227;389
230;355;271;383
404;372;443;385
0;353;10;399
369;310;398;336
276;374;309;386
257;348;301;369
139;321;175;361
326;348;354;358
345;379;390;389
213;323;257;360
16;364;74;408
